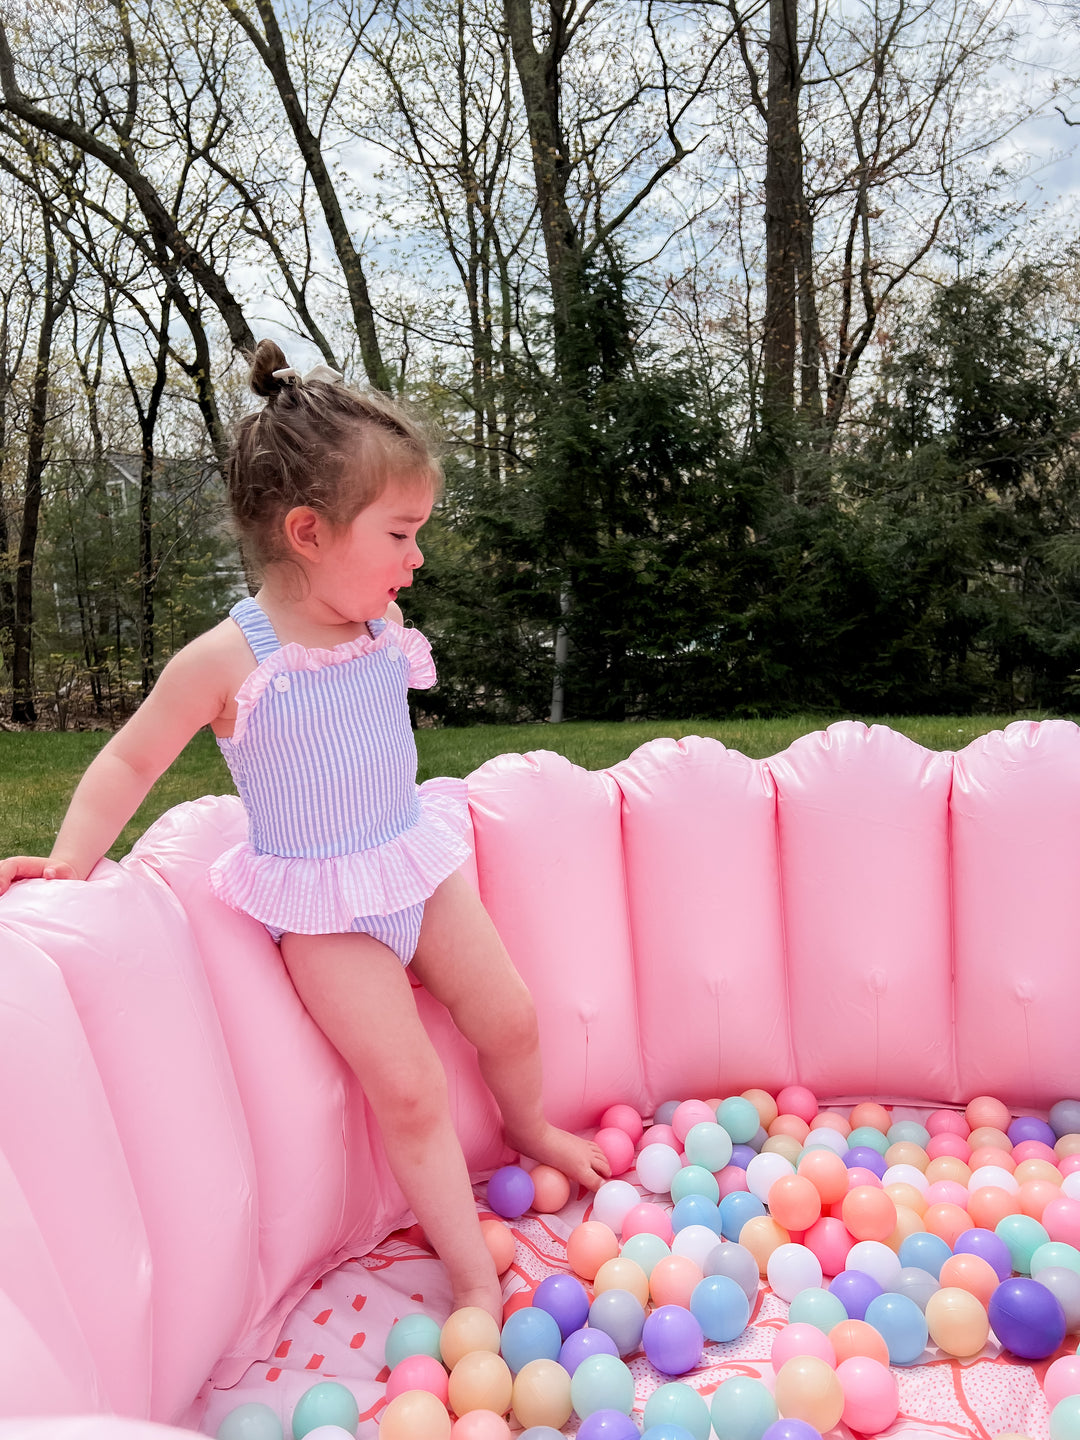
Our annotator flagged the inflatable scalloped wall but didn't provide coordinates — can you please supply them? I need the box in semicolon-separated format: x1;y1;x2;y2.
1;719;1079;1427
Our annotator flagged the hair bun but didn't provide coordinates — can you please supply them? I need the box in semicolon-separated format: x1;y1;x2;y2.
249;338;290;399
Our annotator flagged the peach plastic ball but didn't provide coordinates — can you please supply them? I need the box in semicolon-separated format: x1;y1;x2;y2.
925;1286;990;1357
449;1413;512;1440
593;1256;650;1307
841;1185;897;1242
849;1102;891;1133
769;1114;811;1143
924;1202;973;1248
887;1204;928;1251
743;1088;779;1129
649;1254;704;1308
970;1126;1013;1153
798;1150;850;1206
940;1253;1000;1307
386;1355;450;1406
479;1219;515;1276
594;1129;636;1177
447;1350;513;1417
768;1175;823;1232
810;1111;852;1137
828;1320;891;1367
440;1309;502;1370
762;1134;803;1166
775;1086;818;1125
379;1390;452;1440
527;1165;572;1214
968;1186;1020;1230
566;1221;619;1281
966;1096;1012;1132
926;1156;971;1186
1019;1180;1062;1220
886;1182;928;1216
600;1104;644;1144
773;1355;844;1432
510;1358;573;1430
739;1215;791;1275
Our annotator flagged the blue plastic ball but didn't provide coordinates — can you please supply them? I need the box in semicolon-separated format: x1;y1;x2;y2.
291;1382;359;1439
672;1193;723;1235
690;1274;751;1342
642;1304;704;1375
500;1303;563;1373
996;1213;1050;1275
719;1189;767;1240
710;1375;779;1440
864;1291;929;1366
643;1380;712;1440
847;1126;890;1155
1051;1394;1080;1440
216;1404;284;1440
898;1231;952;1279
988;1276;1067;1359
887;1121;931;1148
487;1164;535;1218
641;1427;697;1440
533;1273;590;1337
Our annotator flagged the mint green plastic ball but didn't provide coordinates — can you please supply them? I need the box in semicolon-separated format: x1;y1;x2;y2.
621;1231;672;1278
996;1214;1051;1276
644;1380;712;1440
787;1285;848;1334
710;1376;778;1440
847;1126;890;1155
671;1164;721;1204
216;1403;284;1440
1052;1394;1080;1440
569;1352;635;1418
384;1312;443;1368
1034;1242;1080;1278
291;1381;360;1439
716;1097;760;1145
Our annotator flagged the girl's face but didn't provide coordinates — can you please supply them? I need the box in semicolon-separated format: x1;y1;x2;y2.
318;476;433;622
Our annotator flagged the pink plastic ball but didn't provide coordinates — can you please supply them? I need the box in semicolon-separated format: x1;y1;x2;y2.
925;1181;970;1210
926;1133;972;1163
717;1167;750;1198
776;1086;819;1125
621;1201;675;1245
1045;1354;1080;1409
927;1109;970;1138
1013;1140;1058;1165
672;1100;716;1143
600;1105;644;1144
770;1322;837;1370
845;1168;883;1191
387;1355;450;1406
804;1216;855;1276
836;1355;899;1433
1062;1154;1080;1178
594;1128;636;1177
449;1412;512;1440
1043;1195;1080;1248
640;1124;680;1151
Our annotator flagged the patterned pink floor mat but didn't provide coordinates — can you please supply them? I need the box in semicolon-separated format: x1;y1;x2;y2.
195;1183;1059;1439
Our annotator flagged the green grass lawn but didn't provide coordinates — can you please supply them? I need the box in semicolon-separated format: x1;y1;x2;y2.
0;713;1066;861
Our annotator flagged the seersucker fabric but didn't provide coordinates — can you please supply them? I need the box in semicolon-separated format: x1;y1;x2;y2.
208;597;471;943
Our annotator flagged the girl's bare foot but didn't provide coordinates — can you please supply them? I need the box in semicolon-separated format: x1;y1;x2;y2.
511;1121;611;1191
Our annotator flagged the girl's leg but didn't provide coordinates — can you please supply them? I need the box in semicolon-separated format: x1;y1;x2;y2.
409;870;609;1190
279;929;502;1322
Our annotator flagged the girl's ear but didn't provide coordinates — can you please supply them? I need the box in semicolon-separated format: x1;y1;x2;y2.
283;506;323;559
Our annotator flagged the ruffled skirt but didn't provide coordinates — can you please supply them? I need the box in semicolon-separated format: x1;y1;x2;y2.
207;777;471;935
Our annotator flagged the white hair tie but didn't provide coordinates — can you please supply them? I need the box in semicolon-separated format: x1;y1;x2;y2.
272;363;344;386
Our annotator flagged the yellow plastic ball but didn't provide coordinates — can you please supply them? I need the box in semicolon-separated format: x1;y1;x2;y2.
925;1286;989;1358
774;1355;844;1432
510;1358;573;1430
440;1308;502;1370
379;1389;452;1439
447;1350;513;1417
593;1255;650;1307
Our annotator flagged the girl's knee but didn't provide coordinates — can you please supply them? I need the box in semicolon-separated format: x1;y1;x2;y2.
479;986;539;1061
369;1062;449;1139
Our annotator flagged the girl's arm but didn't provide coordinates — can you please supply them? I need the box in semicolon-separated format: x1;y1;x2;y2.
0;627;235;894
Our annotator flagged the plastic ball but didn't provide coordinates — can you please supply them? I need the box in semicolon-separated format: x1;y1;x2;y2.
655;1101;681;1126
1031;1265;1080;1331
767;1240;823;1302
672;1099;717;1142
939;1251;1000;1306
845;1239;902;1288
594;1256;650;1306
672;1194;722;1238
1032;1241;1080;1276
924;1201;975;1248
487;1166;535;1219
690;1273;751;1341
477;1218;515;1276
1053;1396;1080;1440
1046;1355;1080;1410
650;1253;704;1308
301;1429;357;1439
643;1381;712;1440
622;1201;675;1245
643;1123;680;1149
216;1404;284;1440
566;1221;620;1280
924;1286;990;1357
440;1308;501;1369
773;1354;843;1431
1045;1197;1080;1248
829;1267;883;1321
641;1304;705;1375
842;1186;896;1242
742;1088;779;1129
802;1127;847;1157
770;1320;836;1369
710;1376;779;1440
803;1216;854;1276
953;1226;1013;1280
890;1265;941;1312
509;1358;572;1431
1051;1101;1080;1139
378;1390;452;1440
569;1353;635;1419
558;1325;618;1375
705;1239;760;1301
768;1175;822;1232
533;1274;590;1338
847;1125;889;1156
637;1143;684;1195
966;1096;1011;1131
718;1096;766;1144
672;1222;725;1268
720;1188;767;1240
621;1231;671;1277
927;1133;970;1162
863;1291;928;1365
386;1313;444;1368
529;1165;572;1213
787;1285;847;1334
969;1185;1020;1230
576;1412;639;1440
971;1165;1020;1194
680;1120;731;1173
591;1179;642;1232
449;1414;511;1440
996;1213;1050;1275
600;1104;644;1144
739;1215;790;1274
836;1354;899;1432
588;1287;646;1356
797;1150;849;1205
292;1382;359;1439
672;1163;721;1204
760;1423;819;1440
448;1351;513;1416
499;1306;562;1375
898;1230;952;1278
828;1318;891;1366
988;1276;1067;1359
387;1354;450;1405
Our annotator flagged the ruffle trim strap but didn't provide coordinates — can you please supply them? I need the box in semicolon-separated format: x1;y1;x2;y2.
227;621;436;745
207;777;470;933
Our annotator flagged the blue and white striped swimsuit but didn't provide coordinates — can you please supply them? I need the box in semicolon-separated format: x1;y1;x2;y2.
208;598;471;963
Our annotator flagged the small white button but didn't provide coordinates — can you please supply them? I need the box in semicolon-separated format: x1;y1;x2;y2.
273;674;291;692
385;645;399;660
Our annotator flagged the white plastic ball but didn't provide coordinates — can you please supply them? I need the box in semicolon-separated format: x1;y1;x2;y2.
1063;1173;1080;1202
592;1180;643;1233
767;1243;824;1301
802;1129;847;1157
846;1240;902;1289
746;1152;796;1203
671;1224;724;1269
636;1143;684;1195
968;1165;1019;1194
882;1165;929;1194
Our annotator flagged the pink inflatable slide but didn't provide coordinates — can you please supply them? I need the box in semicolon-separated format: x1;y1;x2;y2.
1;720;1079;1437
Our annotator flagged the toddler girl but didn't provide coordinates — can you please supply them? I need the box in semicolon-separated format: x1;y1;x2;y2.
0;340;608;1323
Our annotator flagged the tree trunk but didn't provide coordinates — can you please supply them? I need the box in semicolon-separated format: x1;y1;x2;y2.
761;0;801;424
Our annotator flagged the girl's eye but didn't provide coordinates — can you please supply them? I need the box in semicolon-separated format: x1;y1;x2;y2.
391;533;407;540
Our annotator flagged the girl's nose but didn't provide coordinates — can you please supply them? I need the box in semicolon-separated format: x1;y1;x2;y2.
409;545;424;570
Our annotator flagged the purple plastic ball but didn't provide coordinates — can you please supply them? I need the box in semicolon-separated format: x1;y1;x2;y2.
730;1144;757;1169
559;1325;619;1374
843;1146;888;1178
533;1273;591;1338
576;1409;641;1440
953;1228;1013;1282
762;1422;823;1440
1007;1116;1057;1148
641;1305;704;1375
830;1267;884;1321
486;1164;535;1219
987;1277;1067;1359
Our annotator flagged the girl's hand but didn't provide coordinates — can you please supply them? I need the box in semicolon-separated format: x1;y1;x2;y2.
0;857;79;896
